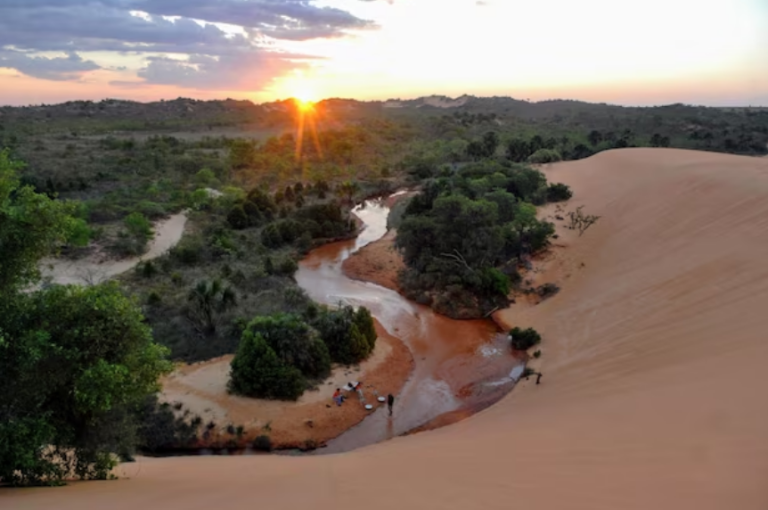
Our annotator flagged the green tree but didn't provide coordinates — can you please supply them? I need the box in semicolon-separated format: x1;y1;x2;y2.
482;131;500;157
0;283;172;485
528;149;562;164
123;212;153;254
506;138;531;162
588;130;603;147
336;180;360;204
245;314;330;379
228;331;305;401
186;279;237;336
194;168;218;188
0;149;82;293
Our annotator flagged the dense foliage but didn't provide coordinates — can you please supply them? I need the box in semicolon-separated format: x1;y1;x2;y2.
228;308;377;401
0;153;171;485
311;305;377;365
396;161;563;318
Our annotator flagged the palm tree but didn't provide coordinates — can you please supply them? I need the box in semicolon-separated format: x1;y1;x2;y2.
335;180;360;205
186;279;237;335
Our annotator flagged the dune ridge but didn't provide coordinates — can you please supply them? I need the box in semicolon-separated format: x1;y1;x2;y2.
7;148;768;510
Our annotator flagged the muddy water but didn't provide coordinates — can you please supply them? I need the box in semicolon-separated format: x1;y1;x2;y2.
296;196;520;454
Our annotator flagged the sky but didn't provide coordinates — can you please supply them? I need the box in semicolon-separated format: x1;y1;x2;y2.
0;0;766;106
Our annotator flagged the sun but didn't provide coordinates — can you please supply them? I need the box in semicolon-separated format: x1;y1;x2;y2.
285;75;319;109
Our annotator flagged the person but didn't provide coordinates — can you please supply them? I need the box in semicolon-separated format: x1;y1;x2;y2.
355;381;365;402
387;393;394;416
536;372;543;385
333;388;343;406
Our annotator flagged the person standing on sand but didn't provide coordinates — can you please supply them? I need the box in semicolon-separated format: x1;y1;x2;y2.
333;388;343;406
387;394;394;416
536;373;543;385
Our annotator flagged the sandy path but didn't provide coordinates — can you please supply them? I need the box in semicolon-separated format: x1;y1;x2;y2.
160;322;413;449
40;213;188;285
8;148;768;509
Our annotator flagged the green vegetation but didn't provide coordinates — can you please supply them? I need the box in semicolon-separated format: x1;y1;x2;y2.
509;327;542;351
0;152;170;485
395;161;564;318
228;308;377;401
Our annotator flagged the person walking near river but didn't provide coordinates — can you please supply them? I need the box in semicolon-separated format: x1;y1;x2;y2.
387;393;395;416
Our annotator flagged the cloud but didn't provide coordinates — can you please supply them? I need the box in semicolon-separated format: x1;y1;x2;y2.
119;51;314;90
0;50;100;81
0;0;373;90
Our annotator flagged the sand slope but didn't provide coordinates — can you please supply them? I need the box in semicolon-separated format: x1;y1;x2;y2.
7;149;768;509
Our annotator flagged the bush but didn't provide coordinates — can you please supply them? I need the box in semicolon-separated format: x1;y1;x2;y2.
244;314;330;380
228;331;306;401
278;257;298;276
311;306;376;365
528;148;562;164
547;183;572;202
252;435;273;452
509;327;542;351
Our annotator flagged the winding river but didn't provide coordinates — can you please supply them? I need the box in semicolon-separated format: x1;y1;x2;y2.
296;195;521;453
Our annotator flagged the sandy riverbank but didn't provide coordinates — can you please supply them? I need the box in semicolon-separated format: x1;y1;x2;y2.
341;229;404;292
160;320;413;450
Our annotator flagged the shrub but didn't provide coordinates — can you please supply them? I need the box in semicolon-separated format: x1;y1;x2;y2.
244;314;330;380
547;183;573;202
533;350;542;359
228;331;306;401
311;306;376;365
567;206;601;236
278;257;298;276
252;435;272;452
528;148;562;164
509;327;542;351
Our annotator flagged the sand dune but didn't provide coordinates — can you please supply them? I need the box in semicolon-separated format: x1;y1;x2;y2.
7;149;768;509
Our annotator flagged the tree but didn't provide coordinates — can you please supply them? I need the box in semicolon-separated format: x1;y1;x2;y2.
245;314;330;379
588;130;603;147
0;283;172;485
0;149;82;293
529;135;544;154
528;149;562;164
311;305;376;365
228;331;305;401
336;180;360;204
509;327;541;351
506;138;531;162
123;212;154;254
186;279;237;336
466;140;485;161
482;131;500;157
228;139;255;169
226;205;248;230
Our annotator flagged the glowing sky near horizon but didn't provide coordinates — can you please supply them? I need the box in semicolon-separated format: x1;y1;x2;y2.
0;0;766;106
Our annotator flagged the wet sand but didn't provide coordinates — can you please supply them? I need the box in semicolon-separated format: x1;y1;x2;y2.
9;148;768;510
341;229;403;292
